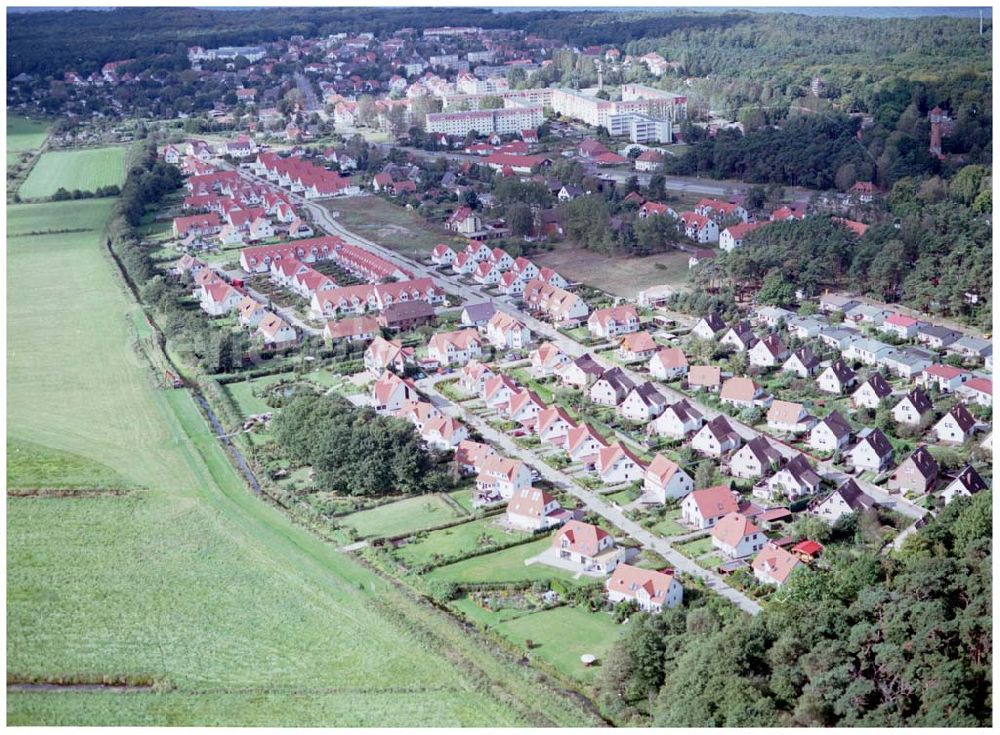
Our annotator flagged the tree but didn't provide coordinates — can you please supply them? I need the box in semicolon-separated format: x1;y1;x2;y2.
756;269;797;307
506;203;533;237
694;460;714;488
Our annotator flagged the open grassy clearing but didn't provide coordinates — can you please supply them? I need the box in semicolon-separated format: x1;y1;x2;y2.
340;494;465;539
7;198;593;726
19;146;127;199
533;246;692;298
7;115;50;167
323;195;461;258
393;517;529;567
424;536;587;585
495;605;627;685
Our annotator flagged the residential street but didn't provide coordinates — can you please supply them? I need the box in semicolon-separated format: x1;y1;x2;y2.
419;379;764;616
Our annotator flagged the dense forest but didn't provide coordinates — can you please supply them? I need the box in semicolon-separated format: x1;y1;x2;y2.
691;163;992;328
596;491;992;727
6;7;747;78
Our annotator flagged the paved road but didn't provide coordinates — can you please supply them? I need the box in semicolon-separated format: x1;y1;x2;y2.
245;284;323;336
222;161;927;525
294;72;321;113
419;379;763;616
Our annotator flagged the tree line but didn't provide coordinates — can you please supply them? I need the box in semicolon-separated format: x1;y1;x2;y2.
272;393;450;497
596;491;992;727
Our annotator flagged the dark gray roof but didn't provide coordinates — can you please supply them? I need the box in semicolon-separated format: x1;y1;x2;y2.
462;302;497;323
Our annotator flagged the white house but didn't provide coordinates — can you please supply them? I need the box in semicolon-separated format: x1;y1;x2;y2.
596;442;646;484
846;428;894;472
711;512;765;559
606;564;683;612
551;521;624;574
691;415;742;457
648;399;703;440
643;453;694;502
486;312;531;350
933;404;977;444
816;360;857;395
681;485;738;529
809;411;852;453
505;486;565;532
649;347;689;381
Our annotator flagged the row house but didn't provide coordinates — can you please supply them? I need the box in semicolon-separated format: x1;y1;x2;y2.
588;305;640;339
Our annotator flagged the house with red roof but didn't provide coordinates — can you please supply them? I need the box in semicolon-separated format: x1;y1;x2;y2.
752;543;802;587
505;486;567;532
565;422;609;467
643;453;693;503
719;220;767;252
606;564;683;612
199;281;242;316
957;376;992;407
711;512;765;559
596;442;647;484
550;520;624;574
681;485;738;529
879;313;920;339
678;211;719;243
918;364;972;394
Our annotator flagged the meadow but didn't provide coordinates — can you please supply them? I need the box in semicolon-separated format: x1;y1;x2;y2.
7;115;49;167
18;146;127;199
532;246;692;298
6;198;597;726
340;494;467;539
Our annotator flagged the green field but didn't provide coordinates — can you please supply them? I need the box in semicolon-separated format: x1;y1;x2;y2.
6;197;117;237
340;494;465;539
6;199;597;726
425;536;586;585
394;517;529;568
495;605;627;685
19;146;127;200
7;115;49;167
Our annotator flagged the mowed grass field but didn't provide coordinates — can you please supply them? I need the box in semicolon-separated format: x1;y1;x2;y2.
7;115;50;167
340;494;466;539
7;199;597;726
424;536;587;585
19;146;127;199
324;195;461;258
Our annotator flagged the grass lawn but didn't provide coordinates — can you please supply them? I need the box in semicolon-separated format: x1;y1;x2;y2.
323;195;460;258
424;536;586;585
7;115;50;167
447;487;475;512
394;518;530;568
340;494;465;539
533;246;692;299
19;146;127;200
653;509;686;537
495;605;628;685
224;370;362;418
676;535;715;558
7;199;595;727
